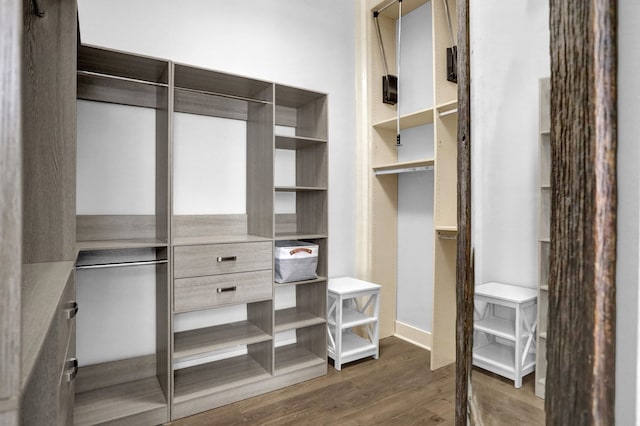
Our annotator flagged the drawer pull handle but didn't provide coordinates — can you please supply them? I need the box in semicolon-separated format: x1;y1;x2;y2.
217;286;237;293
64;358;78;382
64;301;79;319
217;256;237;263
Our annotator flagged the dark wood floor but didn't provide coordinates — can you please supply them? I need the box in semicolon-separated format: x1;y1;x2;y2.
169;337;544;425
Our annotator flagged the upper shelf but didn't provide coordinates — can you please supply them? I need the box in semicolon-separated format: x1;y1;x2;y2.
373;107;434;130
373;159;434;175
374;0;428;19
275;135;327;150
372;101;458;131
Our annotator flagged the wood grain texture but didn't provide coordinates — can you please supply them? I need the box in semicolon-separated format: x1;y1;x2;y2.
172;214;249;241
22;0;77;263
20;261;75;388
174;270;273;312
173;241;272;278
546;0;617;424
174;64;272;102
455;0;472;424
247;88;275;238
75;354;157;394
78;44;169;84
77;215;157;242
173;89;248;120
0;0;21;404
77;73;164;109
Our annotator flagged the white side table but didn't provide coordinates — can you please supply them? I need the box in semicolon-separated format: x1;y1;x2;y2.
327;277;381;370
473;282;537;388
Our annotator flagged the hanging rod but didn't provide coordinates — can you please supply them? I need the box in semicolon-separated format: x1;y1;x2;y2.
439;108;458;117
32;0;45;17
76;259;168;270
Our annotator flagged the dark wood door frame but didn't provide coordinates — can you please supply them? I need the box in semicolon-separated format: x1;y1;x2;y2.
455;0;617;424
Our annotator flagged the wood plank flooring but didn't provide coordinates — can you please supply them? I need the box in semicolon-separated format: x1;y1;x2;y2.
168;337;544;425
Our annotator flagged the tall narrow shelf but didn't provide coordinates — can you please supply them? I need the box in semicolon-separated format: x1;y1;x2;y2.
360;0;458;370
535;77;551;399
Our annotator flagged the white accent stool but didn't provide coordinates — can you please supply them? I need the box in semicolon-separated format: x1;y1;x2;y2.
473;282;538;388
327;277;381;370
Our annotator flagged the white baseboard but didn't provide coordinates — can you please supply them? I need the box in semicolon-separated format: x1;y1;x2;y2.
394;321;432;350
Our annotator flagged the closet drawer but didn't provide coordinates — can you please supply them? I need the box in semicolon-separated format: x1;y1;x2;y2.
174;270;272;312
174;242;272;278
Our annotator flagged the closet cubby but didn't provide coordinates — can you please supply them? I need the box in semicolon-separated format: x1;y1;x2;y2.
73;247;170;426
363;0;458;370
172;63;274;245
274;323;327;375
76;45;171;250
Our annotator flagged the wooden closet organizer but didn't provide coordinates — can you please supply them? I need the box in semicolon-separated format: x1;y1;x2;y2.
72;45;329;424
359;0;458;370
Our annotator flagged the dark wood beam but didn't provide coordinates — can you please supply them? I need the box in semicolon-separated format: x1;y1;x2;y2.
546;0;617;424
455;0;472;424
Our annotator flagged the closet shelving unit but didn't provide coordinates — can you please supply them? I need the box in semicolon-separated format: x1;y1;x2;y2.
74;45;171;426
535;77;551;399
272;85;328;377
73;45;328;423
362;0;458;370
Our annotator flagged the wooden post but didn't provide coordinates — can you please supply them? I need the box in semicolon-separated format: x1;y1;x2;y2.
455;0;471;424
546;0;617;424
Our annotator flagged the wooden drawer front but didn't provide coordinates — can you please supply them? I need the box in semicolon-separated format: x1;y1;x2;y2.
56;275;76;370
58;329;76;426
175;270;272;312
174;242;272;278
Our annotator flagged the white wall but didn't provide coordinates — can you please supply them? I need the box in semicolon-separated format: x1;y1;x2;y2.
77;0;356;277
395;3;435;333
616;1;640;422
470;0;549;288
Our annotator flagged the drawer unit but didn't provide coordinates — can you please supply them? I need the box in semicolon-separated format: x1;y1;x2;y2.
174;270;273;312
174;242;272;279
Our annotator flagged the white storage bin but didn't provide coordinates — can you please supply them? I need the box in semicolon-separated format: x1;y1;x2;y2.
274;241;319;283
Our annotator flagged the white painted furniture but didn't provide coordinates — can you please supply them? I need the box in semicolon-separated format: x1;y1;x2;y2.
473;282;537;388
327;278;381;370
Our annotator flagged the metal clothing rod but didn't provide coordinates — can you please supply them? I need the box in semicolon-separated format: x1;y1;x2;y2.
439;108;458;117
442;0;456;47
76;259;168;270
373;14;390;77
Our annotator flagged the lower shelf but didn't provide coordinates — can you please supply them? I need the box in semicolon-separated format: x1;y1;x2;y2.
74;376;167;426
274;343;326;375
173;354;271;404
328;329;377;359
473;342;536;379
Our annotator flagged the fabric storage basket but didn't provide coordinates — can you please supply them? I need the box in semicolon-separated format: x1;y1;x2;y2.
274;240;319;283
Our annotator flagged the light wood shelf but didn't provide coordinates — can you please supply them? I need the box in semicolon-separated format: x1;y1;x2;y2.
274;344;326;375
274;307;326;333
373;159;434;175
174;321;271;360
275;135;327;150
172;234;272;246
372;107;434;130
74;376;167;426
274;276;327;287
173;355;270;404
77;239;168;252
275;186;327;192
274;233;327;241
